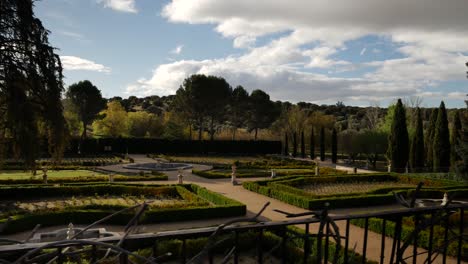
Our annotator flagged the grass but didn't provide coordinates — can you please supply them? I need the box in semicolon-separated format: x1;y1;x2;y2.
0;170;120;179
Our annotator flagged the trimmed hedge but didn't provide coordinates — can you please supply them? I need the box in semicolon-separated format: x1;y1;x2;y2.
0;184;246;234
66;138;282;155
243;173;468;210
0;174;167;185
193;167;345;179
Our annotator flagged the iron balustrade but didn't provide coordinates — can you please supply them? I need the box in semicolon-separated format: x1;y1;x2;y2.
0;202;466;264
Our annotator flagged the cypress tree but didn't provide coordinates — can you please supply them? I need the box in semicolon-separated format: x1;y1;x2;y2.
284;133;289;156
425;108;438;169
451;110;462;166
320;127;325;161
292;131;297;157
310;128;315;160
387;99;409;172
331;128;337;164
433;101;450;172
301;131;305;158
410;107;425;172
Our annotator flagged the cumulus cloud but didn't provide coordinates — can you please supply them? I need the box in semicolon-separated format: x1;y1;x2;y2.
98;0;137;13
60;56;111;73
127;0;468;104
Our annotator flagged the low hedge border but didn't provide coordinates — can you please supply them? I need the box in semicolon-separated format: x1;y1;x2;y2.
0;184;246;234
351;215;468;261
0;174;167;185
193;167;345;179
243;173;468;209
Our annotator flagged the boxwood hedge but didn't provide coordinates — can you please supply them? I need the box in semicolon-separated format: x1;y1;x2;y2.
0;184;246;234
243;173;467;209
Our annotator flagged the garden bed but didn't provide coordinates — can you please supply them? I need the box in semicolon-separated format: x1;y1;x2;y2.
243;173;467;209
0;184;245;234
0;170;167;184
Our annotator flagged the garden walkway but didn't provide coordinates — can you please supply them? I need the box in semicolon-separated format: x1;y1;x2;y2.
122;155;461;264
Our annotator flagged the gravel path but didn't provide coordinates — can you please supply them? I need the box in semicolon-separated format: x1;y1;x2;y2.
4;155;462;263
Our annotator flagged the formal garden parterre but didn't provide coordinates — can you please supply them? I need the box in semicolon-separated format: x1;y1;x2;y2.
0;184;246;234
243;173;468;209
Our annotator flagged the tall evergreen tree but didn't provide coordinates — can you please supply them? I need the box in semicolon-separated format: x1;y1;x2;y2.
451;110;462;166
310;128;315;159
331;128;337;164
433;101;451;172
292;131;297;157
425;108;438;169
284;133;289;156
1;0;66;169
320;127;325;161
301;131;306;158
410;107;425;172
387;99;409;172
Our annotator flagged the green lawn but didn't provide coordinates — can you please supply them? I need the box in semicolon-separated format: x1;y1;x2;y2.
0;170;116;179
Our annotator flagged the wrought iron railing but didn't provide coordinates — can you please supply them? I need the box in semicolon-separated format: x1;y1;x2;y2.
0;185;466;264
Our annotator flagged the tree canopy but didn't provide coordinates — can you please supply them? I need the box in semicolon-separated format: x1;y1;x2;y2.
66;80;106;139
387;99;409;172
1;0;66;168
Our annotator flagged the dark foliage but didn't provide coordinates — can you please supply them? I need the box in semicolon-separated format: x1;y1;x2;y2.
425;108;438;169
300;130;305;158
410;107;425;172
292;131;297;157
320;127;325;161
433;101;451;172
0;0;66;169
310;128;315;159
387;99;409;172
331;128;337;163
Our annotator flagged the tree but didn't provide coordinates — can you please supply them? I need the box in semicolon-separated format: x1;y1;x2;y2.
331;128;337;163
425;108;438;169
409;107;425;172
292;131;297;157
320;127;325;161
92;101;128;137
66;80;106;139
127;111;163;138
284;133;289;156
1;0;66;169
340;129;360;163
433;101;450;172
173;74;231;141
451;110;462;166
357;130;387;169
387;99;409;172
247;90;278;140
301;131;305;158
227;86;249;140
310;128;315;160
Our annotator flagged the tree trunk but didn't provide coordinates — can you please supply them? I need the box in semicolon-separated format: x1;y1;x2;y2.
254;128;258;140
209;116;215;141
198;118;203;141
232;127;236;140
81;121;87;139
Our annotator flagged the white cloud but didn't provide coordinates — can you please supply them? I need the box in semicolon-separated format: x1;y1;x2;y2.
171;45;184;55
60;56;111;73
98;0;137;13
127;0;468;105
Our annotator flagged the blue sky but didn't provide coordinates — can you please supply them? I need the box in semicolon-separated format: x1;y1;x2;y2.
35;0;468;108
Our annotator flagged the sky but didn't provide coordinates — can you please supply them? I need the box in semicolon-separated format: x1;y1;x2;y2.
35;0;468;108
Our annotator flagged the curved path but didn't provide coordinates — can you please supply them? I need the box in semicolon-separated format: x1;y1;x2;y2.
5;155;462;263
119;155;462;264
